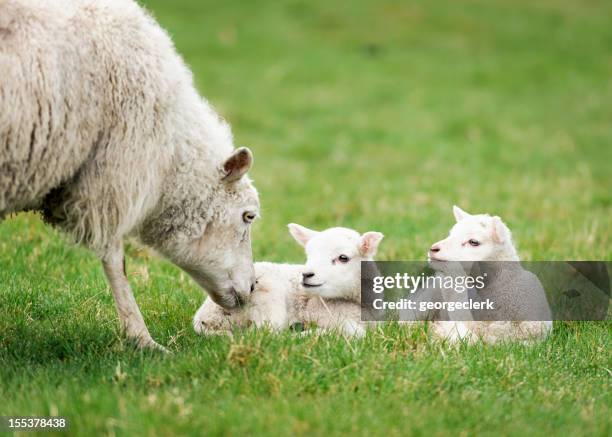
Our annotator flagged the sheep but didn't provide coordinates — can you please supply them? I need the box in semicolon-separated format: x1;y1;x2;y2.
193;224;384;337
424;206;552;344
0;0;260;350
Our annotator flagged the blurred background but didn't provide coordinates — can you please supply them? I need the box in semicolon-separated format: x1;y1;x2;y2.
138;0;611;261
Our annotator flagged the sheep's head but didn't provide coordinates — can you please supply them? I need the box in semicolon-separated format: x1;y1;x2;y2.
289;224;384;300
148;147;259;309
428;205;517;263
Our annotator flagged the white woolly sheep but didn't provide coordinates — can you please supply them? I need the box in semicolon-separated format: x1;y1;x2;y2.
193;224;384;337
426;206;553;344
0;0;260;350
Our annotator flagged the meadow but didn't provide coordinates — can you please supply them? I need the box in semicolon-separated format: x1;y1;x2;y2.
0;0;610;435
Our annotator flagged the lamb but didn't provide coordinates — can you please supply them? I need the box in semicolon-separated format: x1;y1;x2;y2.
193;224;384;337
0;0;260;350
425;206;552;344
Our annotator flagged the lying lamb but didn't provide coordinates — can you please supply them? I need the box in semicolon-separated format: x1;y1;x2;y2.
193;224;384;337
425;206;552;344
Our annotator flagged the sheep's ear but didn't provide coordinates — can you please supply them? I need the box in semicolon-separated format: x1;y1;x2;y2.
222;147;253;182
491;216;508;244
453;205;470;222
359;232;384;257
288;223;318;247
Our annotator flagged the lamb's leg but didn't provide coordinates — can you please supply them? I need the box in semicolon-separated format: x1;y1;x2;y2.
193;296;239;336
102;241;166;351
431;321;475;344
341;320;366;338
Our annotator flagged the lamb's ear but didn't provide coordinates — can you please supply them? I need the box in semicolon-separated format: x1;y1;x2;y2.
491;216;508;244
453;205;470;222
359;232;384;257
222;147;253;182
288;223;318;247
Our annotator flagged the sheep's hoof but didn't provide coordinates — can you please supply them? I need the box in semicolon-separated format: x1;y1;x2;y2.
147;341;171;354
130;336;170;353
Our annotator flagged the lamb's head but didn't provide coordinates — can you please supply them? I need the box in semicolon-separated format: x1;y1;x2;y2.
428;206;518;262
288;224;384;300
145;147;259;309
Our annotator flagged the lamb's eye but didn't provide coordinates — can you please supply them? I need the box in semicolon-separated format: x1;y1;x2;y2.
468;239;480;247
242;211;256;224
338;254;350;263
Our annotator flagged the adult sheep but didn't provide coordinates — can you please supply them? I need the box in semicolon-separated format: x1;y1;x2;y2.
0;0;259;350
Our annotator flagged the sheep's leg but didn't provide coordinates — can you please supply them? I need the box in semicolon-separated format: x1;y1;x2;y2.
102;241;166;352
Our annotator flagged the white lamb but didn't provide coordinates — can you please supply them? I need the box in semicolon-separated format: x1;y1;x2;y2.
426;206;552;344
193;224;384;337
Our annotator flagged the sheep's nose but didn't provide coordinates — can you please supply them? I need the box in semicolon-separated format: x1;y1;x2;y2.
302;272;315;280
430;245;441;253
250;282;255;293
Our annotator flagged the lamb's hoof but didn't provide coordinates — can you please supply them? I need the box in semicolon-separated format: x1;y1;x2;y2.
350;327;367;338
203;329;234;339
298;329;319;338
289;322;305;332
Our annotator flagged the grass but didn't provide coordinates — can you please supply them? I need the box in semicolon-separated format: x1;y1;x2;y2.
1;0;611;435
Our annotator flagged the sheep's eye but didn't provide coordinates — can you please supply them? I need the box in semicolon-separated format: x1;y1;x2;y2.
338;254;350;263
468;239;480;247
242;211;256;224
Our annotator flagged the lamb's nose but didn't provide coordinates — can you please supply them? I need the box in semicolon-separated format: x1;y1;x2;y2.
302;272;315;280
430;245;441;253
250;282;255;293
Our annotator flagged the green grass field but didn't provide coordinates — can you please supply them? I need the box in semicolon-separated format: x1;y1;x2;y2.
1;0;611;435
